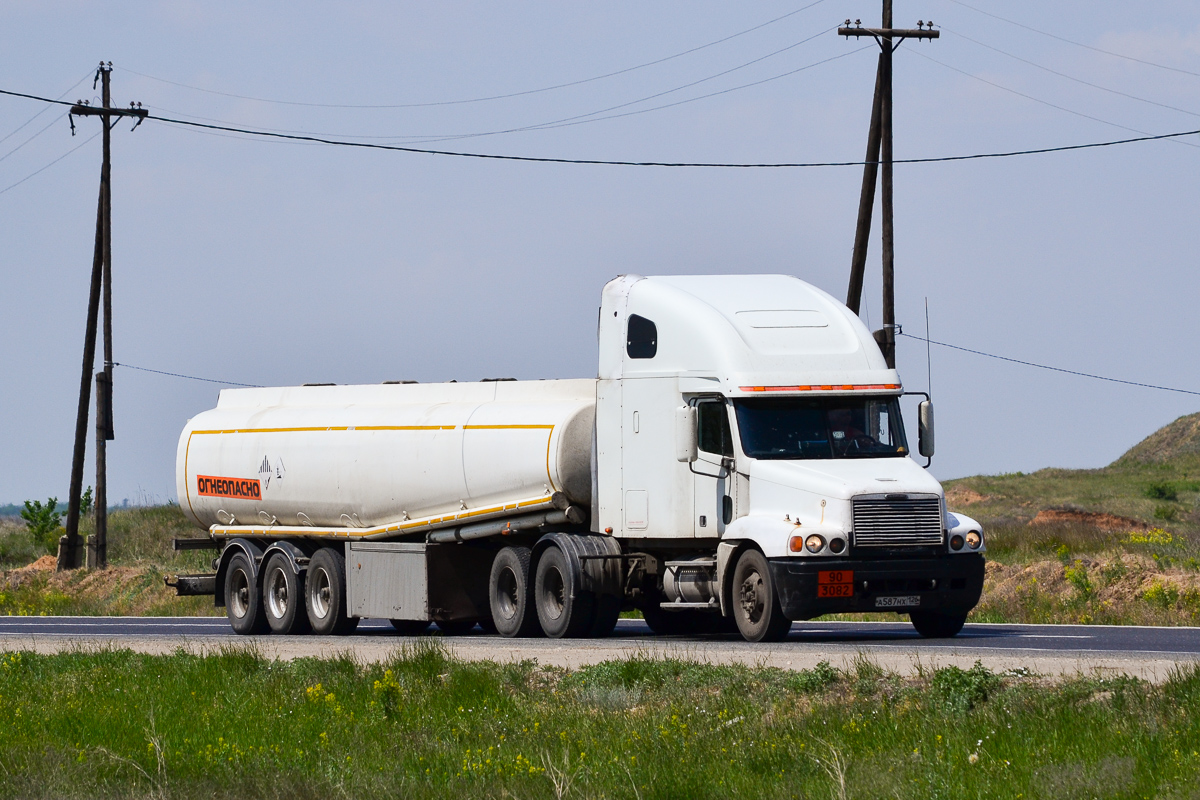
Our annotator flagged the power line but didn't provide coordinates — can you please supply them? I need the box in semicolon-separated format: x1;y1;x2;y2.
0;131;99;197
120;0;830;110
897;332;1200;397
143;113;1200;166
3;85;1198;166
0;71;91;146
944;0;1200;79
906;48;1200;149
113;362;262;388
140;28;845;145
944;26;1200;120
0;113;66;165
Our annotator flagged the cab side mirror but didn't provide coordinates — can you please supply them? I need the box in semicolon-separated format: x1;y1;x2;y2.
675;406;697;462
918;400;935;458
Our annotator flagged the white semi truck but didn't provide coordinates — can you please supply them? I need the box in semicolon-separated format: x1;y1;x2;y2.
169;274;985;642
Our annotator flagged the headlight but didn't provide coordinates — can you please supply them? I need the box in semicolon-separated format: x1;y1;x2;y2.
966;530;982;550
828;537;846;554
950;534;965;551
805;534;826;553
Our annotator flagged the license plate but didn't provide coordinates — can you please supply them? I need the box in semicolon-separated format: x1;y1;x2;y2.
875;595;920;608
817;570;853;599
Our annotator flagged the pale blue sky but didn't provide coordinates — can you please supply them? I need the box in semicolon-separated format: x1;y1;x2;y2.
2;1;1198;505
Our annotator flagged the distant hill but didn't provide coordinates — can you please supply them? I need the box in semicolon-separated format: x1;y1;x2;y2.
1114;412;1200;466
945;411;1200;531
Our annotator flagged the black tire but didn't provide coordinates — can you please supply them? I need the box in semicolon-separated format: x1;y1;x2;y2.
489;546;541;638
534;545;595;639
435;619;477;635
262;553;311;635
225;551;269;635
588;593;621;638
389;619;430;635
909;610;967;639
731;549;792;643
641;604;699;635
305;547;358;635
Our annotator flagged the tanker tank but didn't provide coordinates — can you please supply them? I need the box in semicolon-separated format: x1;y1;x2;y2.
175;378;595;537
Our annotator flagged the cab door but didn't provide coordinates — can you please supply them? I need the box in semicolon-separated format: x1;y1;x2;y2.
693;398;734;538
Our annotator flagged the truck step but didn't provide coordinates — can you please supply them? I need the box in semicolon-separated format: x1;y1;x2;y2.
664;559;716;569
659;600;719;610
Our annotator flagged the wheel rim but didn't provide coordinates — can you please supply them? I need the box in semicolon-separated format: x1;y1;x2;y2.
496;566;519;621
266;566;289;620
309;566;331;620
739;570;765;625
230;567;251;620
541;565;565;621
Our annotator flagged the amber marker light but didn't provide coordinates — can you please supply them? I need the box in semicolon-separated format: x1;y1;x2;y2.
789;535;805;553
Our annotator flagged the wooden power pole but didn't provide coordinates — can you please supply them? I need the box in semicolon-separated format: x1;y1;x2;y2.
840;5;938;369
59;62;146;571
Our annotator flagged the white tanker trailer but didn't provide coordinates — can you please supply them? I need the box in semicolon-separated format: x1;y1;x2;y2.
169;274;985;642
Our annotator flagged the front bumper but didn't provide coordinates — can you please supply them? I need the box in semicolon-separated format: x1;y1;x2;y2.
769;553;984;620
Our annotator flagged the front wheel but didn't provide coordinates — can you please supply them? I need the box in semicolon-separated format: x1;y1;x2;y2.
909;610;967;638
731;549;791;643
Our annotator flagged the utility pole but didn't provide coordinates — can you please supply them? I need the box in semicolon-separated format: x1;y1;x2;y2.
59;63;145;571
840;6;937;369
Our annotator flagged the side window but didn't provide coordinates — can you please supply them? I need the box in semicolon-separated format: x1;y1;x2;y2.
696;400;733;457
626;314;657;359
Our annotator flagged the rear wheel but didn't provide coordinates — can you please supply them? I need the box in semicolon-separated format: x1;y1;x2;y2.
489;546;541;638
909;610;967;638
435;619;477;635
534;545;595;638
262;553;310;635
389;619;430;635
731;549;791;643
588;593;621;638
225;552;269;635
305;547;358;635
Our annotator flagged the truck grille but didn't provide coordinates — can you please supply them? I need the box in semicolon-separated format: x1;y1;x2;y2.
852;495;944;547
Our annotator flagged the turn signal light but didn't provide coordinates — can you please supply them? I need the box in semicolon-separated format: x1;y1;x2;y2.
950;534;965;551
966;530;982;549
789;535;805;553
805;534;825;553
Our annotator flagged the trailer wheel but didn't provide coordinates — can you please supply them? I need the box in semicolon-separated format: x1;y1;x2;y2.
489;546;541;638
225;552;269;635
389;619;430;635
731;549;791;643
534;545;595;638
262;553;311;635
909;610;967;639
305;548;358;635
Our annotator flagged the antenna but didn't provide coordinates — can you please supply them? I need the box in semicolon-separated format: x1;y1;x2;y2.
924;297;932;397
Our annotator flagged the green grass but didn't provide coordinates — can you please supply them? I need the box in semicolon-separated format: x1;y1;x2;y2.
0;644;1198;799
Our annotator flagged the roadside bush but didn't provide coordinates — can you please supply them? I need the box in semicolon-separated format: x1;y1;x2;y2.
931;660;1001;711
19;498;61;555
1146;481;1179;501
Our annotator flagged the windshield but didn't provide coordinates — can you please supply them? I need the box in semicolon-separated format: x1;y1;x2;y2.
733;396;909;460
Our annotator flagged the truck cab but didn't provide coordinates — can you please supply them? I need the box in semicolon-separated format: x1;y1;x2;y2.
594;274;984;640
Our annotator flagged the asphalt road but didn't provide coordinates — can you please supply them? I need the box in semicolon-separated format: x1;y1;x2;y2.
1;616;1197;657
